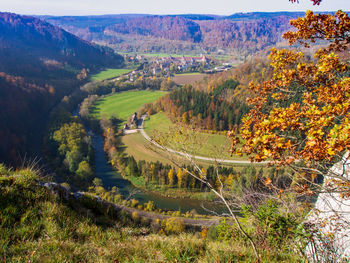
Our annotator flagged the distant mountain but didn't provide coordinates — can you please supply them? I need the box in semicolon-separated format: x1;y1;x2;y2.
41;12;308;55
0;12;123;79
107;16;202;43
0;12;124;165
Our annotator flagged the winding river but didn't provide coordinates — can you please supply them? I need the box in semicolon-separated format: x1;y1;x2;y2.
92;132;224;214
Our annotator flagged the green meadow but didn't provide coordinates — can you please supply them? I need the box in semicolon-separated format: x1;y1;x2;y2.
90;68;132;81
144;112;246;160
90;90;167;121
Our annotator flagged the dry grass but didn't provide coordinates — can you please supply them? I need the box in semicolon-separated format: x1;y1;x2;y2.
172;73;207;85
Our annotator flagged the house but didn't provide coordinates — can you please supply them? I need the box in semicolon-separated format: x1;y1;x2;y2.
130;112;138;127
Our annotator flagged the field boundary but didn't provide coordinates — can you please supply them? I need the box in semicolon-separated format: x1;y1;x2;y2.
139;115;267;165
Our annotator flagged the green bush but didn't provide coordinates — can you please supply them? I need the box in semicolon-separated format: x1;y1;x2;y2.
207;225;219;240
163;217;185;235
241;200;305;252
131;211;140;224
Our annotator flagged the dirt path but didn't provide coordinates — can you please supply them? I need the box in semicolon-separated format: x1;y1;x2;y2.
44;182;220;230
138;115;267;165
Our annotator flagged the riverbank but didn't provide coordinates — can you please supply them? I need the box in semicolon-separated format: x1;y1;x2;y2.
124;174;216;201
92;131;225;214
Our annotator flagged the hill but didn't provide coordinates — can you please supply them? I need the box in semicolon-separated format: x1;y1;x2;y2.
42;12;307;55
0;164;302;262
0;12;124;165
0;12;122;79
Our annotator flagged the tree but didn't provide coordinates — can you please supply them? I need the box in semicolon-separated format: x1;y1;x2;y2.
151;5;349;262
229;9;350;262
230;9;350;191
176;168;183;188
168;168;175;186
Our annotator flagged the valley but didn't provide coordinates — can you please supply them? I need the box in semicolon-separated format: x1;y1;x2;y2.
1;3;349;262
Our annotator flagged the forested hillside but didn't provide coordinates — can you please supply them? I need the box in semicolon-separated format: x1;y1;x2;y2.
157;57;272;131
0;12;124;165
42;12;307;54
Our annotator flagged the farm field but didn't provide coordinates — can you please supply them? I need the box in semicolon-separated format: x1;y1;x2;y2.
143;112;247;160
121;52;200;58
121;132;175;165
121;132;252;168
90;68;132;81
172;73;207;85
90;90;167;121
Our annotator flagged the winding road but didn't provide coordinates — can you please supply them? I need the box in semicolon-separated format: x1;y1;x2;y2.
136;115;267;165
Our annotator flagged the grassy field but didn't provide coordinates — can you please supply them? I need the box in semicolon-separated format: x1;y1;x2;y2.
172;73;207;85
90;68;132;81
1;166;300;263
90;90;167;121
121;132;251;168
120;52;199;58
143;112;247;160
121;132;175;165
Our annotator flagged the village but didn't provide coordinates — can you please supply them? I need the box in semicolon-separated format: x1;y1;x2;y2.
120;54;232;82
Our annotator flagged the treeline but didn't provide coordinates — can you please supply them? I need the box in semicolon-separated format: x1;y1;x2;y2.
43;88;95;188
0;12;124;166
0;73;53;164
108;16;202;43
159;79;250;131
78;76;177;124
197;16;294;51
99;115;290;194
82;75;176;96
44;13;303;55
142;57;273;133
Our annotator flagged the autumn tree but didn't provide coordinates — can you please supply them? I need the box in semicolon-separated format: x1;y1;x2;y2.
229;8;350;261
230;9;350;194
168;168;175;186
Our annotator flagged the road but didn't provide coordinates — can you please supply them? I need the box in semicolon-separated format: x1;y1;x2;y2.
138;115;267;165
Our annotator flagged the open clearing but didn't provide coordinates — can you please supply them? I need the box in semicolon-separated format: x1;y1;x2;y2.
90;90;167;121
90;68;132;81
121;53;199;58
91;90;255;165
121;132;252;168
172;73;207;85
143;112;248;160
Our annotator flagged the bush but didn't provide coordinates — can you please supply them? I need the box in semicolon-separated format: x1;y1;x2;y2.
131;211;140;224
241;200;305;252
130;199;139;208
207;225;218;240
144;201;155;212
120;210;131;225
0;163;8;175
163;217;185;235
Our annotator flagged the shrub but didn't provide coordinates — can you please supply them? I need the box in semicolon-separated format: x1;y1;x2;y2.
131;211;140;224
207;225;218;240
150;218;161;232
120;210;131;225
0;163;8;175
163;217;185;235
130;199;139;208
144;201;155;212
241;200;305;252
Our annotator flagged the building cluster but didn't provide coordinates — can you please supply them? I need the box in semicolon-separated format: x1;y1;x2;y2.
149;55;212;75
119;53;231;81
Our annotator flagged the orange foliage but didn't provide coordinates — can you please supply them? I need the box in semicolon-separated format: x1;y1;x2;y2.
229;11;350;170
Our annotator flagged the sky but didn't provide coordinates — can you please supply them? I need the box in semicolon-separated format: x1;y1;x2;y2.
0;0;348;16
